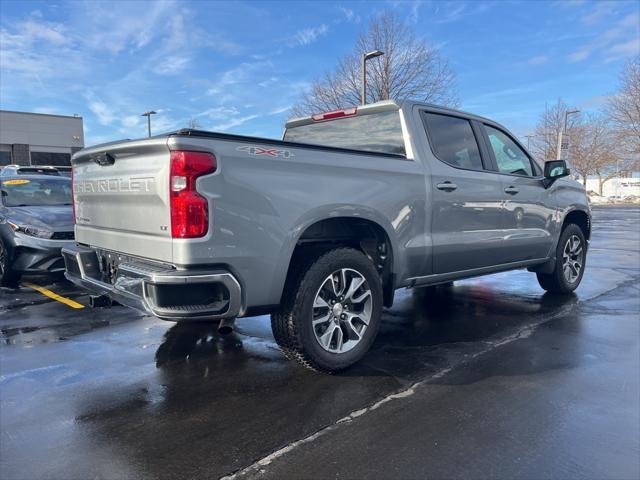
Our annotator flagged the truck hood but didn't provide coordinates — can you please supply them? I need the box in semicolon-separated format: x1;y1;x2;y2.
3;205;74;232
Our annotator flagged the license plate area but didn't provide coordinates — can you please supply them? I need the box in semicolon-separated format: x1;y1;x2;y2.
94;248;173;284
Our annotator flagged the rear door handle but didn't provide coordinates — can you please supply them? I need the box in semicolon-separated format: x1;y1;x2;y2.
504;186;519;195
436;182;457;192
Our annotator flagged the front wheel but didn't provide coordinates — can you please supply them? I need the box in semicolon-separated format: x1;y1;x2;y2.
271;247;383;373
0;240;21;287
537;224;586;294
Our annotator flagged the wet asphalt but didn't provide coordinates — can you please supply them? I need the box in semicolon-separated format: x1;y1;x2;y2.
1;206;639;480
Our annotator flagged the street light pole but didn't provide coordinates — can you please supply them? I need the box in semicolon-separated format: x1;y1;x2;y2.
526;134;535;151
556;109;580;160
361;50;384;105
141;110;157;138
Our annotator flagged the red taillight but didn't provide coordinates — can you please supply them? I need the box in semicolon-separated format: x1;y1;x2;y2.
71;168;76;224
170;150;216;238
312;107;358;122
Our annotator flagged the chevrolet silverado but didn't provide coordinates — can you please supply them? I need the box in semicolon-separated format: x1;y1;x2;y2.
63;100;591;372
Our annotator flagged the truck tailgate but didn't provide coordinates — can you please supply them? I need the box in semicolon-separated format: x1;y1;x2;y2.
72;137;173;263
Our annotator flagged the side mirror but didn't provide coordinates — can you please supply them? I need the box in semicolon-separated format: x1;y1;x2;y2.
543;160;570;187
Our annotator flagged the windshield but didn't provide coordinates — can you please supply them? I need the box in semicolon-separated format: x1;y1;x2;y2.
284;110;406;156
1;178;72;207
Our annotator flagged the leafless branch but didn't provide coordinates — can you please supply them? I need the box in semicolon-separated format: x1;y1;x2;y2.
292;12;458;117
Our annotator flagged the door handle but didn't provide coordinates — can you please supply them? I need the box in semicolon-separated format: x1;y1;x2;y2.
436;182;457;192
504;186;519;195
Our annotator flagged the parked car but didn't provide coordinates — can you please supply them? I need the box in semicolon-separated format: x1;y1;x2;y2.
63;99;591;372
0;175;75;286
1;165;62;176
51;166;72;177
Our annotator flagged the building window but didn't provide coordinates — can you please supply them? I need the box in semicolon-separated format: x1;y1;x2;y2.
0;144;11;166
0;151;11;166
30;152;71;166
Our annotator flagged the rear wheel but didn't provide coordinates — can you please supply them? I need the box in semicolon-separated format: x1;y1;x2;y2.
0;240;21;287
271;247;383;373
537;223;586;294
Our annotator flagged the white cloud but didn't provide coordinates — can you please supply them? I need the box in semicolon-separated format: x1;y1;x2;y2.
339;7;360;23
154;56;190;75
290;24;329;46
605;38;640;63
87;99;117;126
212;114;260;131
528;55;549;65
206;61;273;95
568;48;591;62
269;106;291;115
197;106;240;119
566;12;639;63
122;115;142;128
580;2;613;25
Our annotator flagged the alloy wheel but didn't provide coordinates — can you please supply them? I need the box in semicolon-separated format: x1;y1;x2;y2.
312;268;372;354
562;234;583;284
0;244;5;277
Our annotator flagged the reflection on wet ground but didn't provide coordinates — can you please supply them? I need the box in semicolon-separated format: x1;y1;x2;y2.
1;207;638;479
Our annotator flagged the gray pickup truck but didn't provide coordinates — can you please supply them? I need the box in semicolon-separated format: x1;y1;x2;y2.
63;99;590;372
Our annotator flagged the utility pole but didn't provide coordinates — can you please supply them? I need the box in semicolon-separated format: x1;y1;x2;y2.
556;109;580;160
141;110;157;138
361;50;384;105
526;134;535;151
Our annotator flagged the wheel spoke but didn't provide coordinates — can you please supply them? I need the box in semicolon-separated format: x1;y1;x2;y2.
330;270;347;297
343;317;361;341
351;289;371;304
319;325;336;349
312;312;332;326
563;264;573;280
333;326;344;352
344;275;365;302
314;295;329;309
572;237;581;253
569;262;579;276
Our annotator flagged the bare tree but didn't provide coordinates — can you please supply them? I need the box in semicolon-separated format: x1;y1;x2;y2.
571;114;621;194
530;99;581;167
292;12;458;116
607;56;640;155
187;118;201;129
531;101;635;192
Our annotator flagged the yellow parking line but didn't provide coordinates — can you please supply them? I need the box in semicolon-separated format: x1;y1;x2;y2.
22;282;85;309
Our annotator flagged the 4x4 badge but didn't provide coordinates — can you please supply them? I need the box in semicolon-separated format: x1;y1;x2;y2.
236;145;294;158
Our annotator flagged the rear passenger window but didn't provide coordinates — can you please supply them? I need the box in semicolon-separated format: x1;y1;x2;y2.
422;112;484;170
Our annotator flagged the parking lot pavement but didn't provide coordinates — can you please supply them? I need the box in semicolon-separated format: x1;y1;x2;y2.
1;206;639;480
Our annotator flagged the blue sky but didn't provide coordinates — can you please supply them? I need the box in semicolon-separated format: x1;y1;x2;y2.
1;0;638;146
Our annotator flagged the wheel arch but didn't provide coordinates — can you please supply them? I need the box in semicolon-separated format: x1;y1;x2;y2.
562;208;591;241
277;210;399;308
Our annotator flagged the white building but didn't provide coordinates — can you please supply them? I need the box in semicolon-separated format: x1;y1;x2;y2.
0;110;84;166
585;176;640;198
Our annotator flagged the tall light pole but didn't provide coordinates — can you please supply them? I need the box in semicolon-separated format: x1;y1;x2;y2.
361;50;384;105
556;109;580;160
525;134;535;151
141;110;157;138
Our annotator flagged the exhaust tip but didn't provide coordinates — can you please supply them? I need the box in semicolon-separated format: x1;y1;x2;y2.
218;318;235;335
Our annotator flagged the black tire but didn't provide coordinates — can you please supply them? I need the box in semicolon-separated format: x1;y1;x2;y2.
271;247;383;373
537;223;586;294
0;240;21;287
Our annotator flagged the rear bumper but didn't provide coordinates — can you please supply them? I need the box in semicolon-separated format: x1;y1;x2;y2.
62;244;242;321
